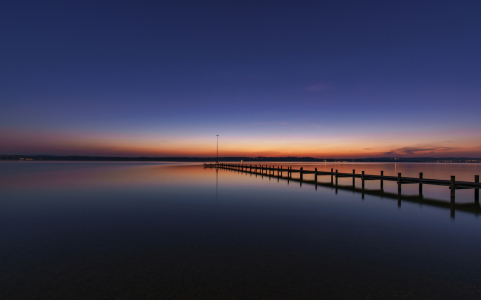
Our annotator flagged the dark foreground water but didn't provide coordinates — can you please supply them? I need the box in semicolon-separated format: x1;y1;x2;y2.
1;162;480;299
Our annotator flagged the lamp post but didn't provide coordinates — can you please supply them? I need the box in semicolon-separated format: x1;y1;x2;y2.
216;135;219;163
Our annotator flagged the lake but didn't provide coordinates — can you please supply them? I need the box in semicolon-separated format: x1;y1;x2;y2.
1;162;480;299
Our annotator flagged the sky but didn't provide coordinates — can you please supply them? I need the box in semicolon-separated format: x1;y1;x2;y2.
1;0;480;158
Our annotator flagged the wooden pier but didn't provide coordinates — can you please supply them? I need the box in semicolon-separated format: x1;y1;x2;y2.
205;163;481;217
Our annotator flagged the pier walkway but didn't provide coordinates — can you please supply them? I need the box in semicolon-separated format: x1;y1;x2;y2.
205;163;481;217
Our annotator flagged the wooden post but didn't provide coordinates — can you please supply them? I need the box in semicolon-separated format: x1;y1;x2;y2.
280;166;283;177
397;172;402;207
300;167;304;182
475;175;479;205
450;176;456;204
362;171;365;195
451;178;456;218
315;168;318;184
335;169;338;194
451;176;456;218
419;172;423;198
380;170;384;191
331;168;334;185
352;169;355;188
397;173;402;196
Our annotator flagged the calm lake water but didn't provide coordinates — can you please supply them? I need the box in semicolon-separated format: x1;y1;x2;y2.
1;162;480;299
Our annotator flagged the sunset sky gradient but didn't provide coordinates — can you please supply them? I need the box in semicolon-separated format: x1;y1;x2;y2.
1;1;480;158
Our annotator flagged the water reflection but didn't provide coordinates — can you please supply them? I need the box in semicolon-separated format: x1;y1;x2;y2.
1;162;481;299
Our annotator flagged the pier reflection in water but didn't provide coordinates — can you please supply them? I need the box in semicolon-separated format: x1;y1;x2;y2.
208;163;481;218
1;162;481;299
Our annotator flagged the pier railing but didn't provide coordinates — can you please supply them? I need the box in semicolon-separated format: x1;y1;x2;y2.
204;163;480;212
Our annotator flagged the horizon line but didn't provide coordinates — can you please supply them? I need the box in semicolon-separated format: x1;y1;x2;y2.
1;154;481;161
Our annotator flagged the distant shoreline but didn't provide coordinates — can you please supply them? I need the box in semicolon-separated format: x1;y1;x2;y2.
1;155;480;163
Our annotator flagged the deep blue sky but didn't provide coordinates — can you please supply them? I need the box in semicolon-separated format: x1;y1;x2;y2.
1;1;480;157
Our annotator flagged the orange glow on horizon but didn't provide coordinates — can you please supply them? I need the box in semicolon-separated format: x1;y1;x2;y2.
1;127;480;158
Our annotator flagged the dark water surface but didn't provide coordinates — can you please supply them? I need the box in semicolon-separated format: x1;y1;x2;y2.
1;162;480;299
